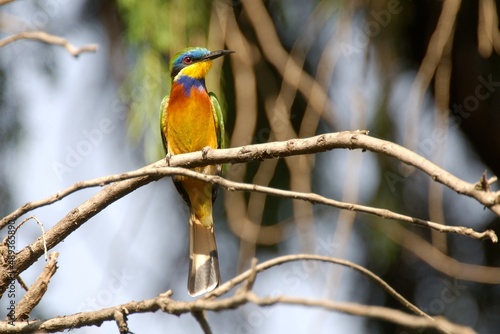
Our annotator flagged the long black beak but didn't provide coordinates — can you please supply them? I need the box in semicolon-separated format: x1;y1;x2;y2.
202;49;235;61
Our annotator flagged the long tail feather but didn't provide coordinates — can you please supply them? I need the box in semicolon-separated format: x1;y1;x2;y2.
188;214;220;296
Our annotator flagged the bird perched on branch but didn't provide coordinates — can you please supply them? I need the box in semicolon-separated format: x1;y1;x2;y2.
160;47;234;296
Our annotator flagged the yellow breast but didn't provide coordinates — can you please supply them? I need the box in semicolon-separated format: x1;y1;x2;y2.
166;84;217;155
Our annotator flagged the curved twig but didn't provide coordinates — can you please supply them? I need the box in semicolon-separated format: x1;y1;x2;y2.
205;254;430;320
0;255;475;334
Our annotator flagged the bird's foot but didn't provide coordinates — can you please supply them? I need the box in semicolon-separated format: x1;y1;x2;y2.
165;153;172;166
201;146;211;159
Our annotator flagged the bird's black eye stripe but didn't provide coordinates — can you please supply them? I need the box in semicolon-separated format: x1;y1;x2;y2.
183;56;193;64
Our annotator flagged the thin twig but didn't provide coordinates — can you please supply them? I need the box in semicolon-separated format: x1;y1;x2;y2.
191;310;212;334
0;255;475;334
488;176;498;186
0;31;98;57
478;171;491;192
15;276;28;292
238;257;258;294
205;254;431;320
6;165;496;242
16;216;48;261
113;308;131;334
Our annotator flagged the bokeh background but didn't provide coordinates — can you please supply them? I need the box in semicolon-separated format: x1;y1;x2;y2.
1;0;500;333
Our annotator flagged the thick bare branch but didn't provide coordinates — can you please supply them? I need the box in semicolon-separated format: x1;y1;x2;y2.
0;31;98;57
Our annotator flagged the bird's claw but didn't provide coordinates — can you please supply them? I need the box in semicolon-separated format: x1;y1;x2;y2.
202;146;211;159
165;153;172;166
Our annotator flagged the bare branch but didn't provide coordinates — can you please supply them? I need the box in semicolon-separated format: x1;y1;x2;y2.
1;131;498;295
199;169;494;240
191;310;212;334
0;31;98;57
3;131;499;228
3;165;495;244
237;257;258;294
0;165;494;298
15;252;59;321
113;308;130;334
205;254;430;319
0;255;475;334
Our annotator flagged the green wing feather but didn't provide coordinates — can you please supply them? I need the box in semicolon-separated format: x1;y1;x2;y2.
209;92;225;150
209;92;225;202
160;95;169;153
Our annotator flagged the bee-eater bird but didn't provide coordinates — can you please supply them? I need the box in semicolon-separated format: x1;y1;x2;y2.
160;47;234;296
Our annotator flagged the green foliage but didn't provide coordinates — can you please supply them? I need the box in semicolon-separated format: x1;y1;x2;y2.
117;0;212;51
119;48;168;161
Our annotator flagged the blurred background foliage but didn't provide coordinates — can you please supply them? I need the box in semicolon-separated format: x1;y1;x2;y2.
1;0;500;333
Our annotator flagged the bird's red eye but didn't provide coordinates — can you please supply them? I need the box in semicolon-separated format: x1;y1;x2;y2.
183;56;193;64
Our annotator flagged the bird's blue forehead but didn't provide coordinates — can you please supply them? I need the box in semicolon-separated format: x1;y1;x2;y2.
174;47;209;64
170;47;210;76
